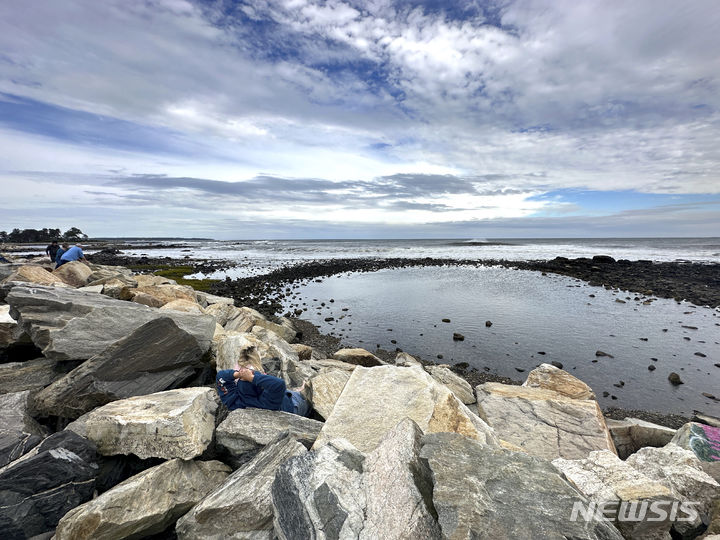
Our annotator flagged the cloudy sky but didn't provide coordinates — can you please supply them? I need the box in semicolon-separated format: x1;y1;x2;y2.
1;0;719;239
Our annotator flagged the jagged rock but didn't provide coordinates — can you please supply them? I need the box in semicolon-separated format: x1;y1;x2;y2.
251;326;313;387
34;318;208;419
626;443;720;530
95;275;138;298
224;306;268;332
77;284;103;293
216;408;322;466
272;438;366;539
66;388;218;459
0;391;47;467
53;261;93;287
6;284;215;360
159;298;205;313
425;365;475;404
333;347;384;367
314;365;498;453
292;343;313;360
2;265;67;286
0;304;17;347
308;368;352;420
0;431;100;539
523;363;596;400
303;358;357;371
552;450;676;539
0;358;60;394
395;351;422;367
195;290;234;307
670;422;720;481
133;274;176;286
176;434;307;539
120;283;197;306
205;302;243;327
475;382;616;460
55;458;230;540
214;331;266;372
272;419;442;540
605;417;676;459
420;432;623;540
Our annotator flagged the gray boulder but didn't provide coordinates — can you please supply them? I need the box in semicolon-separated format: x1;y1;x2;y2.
419;432;623;540
216;408;322;467
307;368;352;420
0;357;60;394
0;391;47;467
34;317;208;418
333;347;384;367
425;365;475;404
605;417;676;459
272;418;442;540
66;387;218;459
55;458;230;540
0;431;100;539
6;284;215;361
176;433;307;539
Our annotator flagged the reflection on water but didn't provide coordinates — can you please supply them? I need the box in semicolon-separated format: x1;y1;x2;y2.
281;265;720;416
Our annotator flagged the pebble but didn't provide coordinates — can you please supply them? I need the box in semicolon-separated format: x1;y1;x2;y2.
452;333;465;341
485;320;492;327
668;372;684;385
648;365;656;371
694;352;707;357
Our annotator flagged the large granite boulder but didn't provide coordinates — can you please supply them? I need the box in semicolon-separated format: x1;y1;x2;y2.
552;450;677;539
0;431;100;539
195;290;234;308
425;365;475;404
216;408;322;466
670;422;720;482
272;438;366;539
313;365;498;453
214;331;266;371
1;264;67;287
177;434;307;539
475;382;616;460
0;391;47;467
605;417;676;459
34;317;209;418
333;347;384;367
53;260;93;287
308;368;352;420
419;432;623;540
251;326;313;387
523;363;596;400
55;458;230;540
626;443;720;534
0;357;60;394
6;284;215;360
159;298;205;314
66;387;218;459
272;419;442;540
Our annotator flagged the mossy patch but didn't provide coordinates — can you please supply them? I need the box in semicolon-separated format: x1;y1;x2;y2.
128;264;219;292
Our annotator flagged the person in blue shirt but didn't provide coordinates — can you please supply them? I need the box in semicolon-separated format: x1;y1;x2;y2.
57;244;88;267
54;243;70;268
216;360;310;417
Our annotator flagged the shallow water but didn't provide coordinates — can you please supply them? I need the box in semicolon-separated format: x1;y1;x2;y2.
280;265;720;416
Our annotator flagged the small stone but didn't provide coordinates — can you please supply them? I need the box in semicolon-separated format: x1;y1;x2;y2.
648;365;656;371
441;318;451;323
452;333;465;341
695;352;707;357
595;350;614;358
485;320;492;327
550;361;563;369
668;372;684;385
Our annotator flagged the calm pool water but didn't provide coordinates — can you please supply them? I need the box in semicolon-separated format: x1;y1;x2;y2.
281;265;720;416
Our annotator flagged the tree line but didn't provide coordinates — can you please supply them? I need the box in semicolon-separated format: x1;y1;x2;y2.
0;227;88;243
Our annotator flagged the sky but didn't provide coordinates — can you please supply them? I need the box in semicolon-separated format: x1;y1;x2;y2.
1;0;719;239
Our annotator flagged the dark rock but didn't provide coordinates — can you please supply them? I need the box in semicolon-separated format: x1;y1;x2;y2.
0;391;47;467
452;333;465;341
0;358;61;394
694;352;707;357
485;320;492;327
550;361;563;369
648;365;656;371
595;350;614;358
441;318;451;323
668;372;684;385
33;318;206;419
0;431;99;539
419;432;622;539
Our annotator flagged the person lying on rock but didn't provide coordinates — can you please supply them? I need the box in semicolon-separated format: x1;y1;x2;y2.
215;347;310;417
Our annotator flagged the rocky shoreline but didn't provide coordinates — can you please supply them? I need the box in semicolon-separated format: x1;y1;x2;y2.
0;254;719;538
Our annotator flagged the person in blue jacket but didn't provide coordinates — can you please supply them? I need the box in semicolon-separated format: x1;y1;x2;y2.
216;362;310;417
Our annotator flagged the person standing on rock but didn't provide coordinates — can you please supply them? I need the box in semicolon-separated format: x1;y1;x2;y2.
45;240;60;262
215;348;310;417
